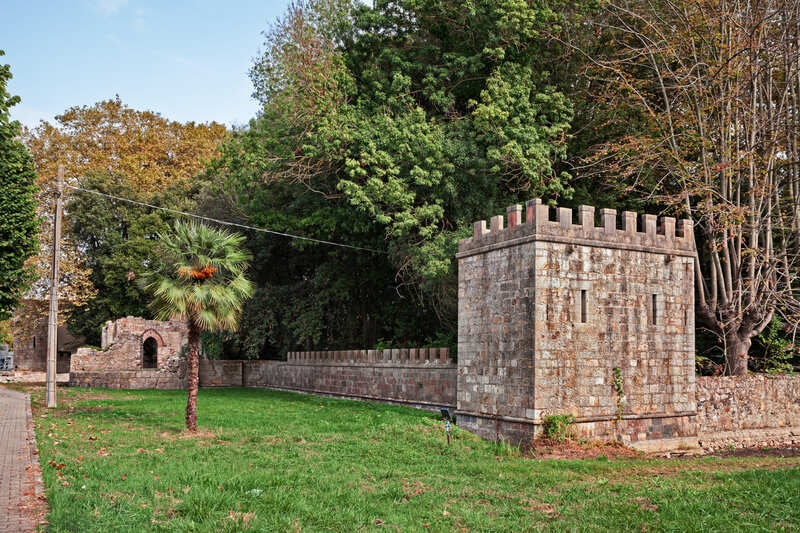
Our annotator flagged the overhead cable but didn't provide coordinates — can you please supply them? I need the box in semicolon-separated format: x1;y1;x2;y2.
64;184;387;254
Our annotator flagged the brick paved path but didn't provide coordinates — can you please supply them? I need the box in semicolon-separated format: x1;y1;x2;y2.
0;386;43;532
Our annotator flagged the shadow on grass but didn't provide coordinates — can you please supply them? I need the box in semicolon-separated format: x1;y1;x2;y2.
63;387;439;437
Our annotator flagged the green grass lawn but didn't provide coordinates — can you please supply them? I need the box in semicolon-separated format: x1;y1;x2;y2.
21;386;800;532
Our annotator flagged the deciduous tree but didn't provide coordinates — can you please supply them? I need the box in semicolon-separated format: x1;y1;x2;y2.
216;0;577;346
19;99;228;338
23;96;227;193
576;0;800;374
0;51;38;321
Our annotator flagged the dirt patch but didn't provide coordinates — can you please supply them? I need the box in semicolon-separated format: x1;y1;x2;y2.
524;439;644;460
402;479;431;500
520;498;559;518
70;393;119;402
524;438;800;463
708;445;800;459
77;405;115;414
631;496;659;511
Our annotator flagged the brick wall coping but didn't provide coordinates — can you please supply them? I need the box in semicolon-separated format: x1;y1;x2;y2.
287;348;452;365
282;362;456;369
458;199;694;256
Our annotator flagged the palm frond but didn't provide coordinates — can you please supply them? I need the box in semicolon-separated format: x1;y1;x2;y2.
143;220;255;333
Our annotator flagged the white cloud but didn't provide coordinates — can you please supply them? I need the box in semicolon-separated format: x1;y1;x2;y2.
93;0;129;14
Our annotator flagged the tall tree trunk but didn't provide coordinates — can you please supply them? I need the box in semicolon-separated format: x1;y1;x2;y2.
724;331;751;376
185;319;200;432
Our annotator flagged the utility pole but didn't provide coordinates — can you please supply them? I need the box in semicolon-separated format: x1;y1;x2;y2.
46;165;64;408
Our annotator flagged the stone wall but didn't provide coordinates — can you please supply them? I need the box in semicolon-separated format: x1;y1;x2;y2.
69;316;188;389
98;316;189;355
69;370;184;389
696;375;800;450
457;199;697;446
12;301;83;373
199;360;244;387
72;342;456;410
197;348;457;410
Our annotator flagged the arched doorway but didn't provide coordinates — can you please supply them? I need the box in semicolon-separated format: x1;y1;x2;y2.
143;337;158;369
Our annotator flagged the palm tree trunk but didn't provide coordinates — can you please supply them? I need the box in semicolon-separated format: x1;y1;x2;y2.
185;319;200;431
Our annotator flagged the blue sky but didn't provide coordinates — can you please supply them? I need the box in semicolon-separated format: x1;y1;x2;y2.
2;0;292;129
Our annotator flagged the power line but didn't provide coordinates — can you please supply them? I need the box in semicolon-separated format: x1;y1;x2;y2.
64;184;387;254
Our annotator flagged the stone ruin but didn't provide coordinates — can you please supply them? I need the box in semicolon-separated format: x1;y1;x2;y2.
11;299;84;373
69;316;189;389
457;199;697;447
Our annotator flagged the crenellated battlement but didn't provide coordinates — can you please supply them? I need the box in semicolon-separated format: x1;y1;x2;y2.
286;347;452;365
457;199;695;257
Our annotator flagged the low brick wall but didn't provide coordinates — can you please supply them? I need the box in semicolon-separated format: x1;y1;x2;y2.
195;348;457;410
696;374;800;450
198;360;244;387
69;370;184;390
70;345;186;389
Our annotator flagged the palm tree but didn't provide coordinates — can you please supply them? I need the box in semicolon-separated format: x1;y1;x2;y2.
144;221;253;431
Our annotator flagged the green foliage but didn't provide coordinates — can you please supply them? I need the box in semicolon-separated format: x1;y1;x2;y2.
200;331;234;360
208;0;580;354
696;321;799;375
373;338;393;351
143;222;254;332
0;51;38;321
542;414;575;441
489;438;522;458
752;318;796;374
612;366;625;419
0;320;11;345
65;172;200;344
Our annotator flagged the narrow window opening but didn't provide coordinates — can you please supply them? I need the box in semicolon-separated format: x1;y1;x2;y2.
651;294;658;325
580;290;588;323
143;337;158;369
32;336;36;349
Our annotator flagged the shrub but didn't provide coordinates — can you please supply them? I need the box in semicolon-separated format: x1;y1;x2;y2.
542;414;575;442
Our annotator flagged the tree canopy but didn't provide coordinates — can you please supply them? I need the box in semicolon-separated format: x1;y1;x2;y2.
0;50;38;322
19;99;228;342
573;0;800;374
9;1;798;373
207;0;578;355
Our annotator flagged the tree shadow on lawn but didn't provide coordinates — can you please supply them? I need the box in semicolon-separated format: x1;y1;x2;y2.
63;386;438;437
56;387;800;481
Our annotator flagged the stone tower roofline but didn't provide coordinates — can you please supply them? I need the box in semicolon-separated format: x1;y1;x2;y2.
457;199;695;258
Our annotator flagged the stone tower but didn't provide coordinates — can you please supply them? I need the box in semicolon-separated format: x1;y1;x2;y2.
456;200;697;446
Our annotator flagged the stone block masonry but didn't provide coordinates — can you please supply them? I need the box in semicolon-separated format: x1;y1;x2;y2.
198;348;457;410
12;300;84;373
72;327;457;409
70;317;189;389
696;375;800;450
457;199;696;446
